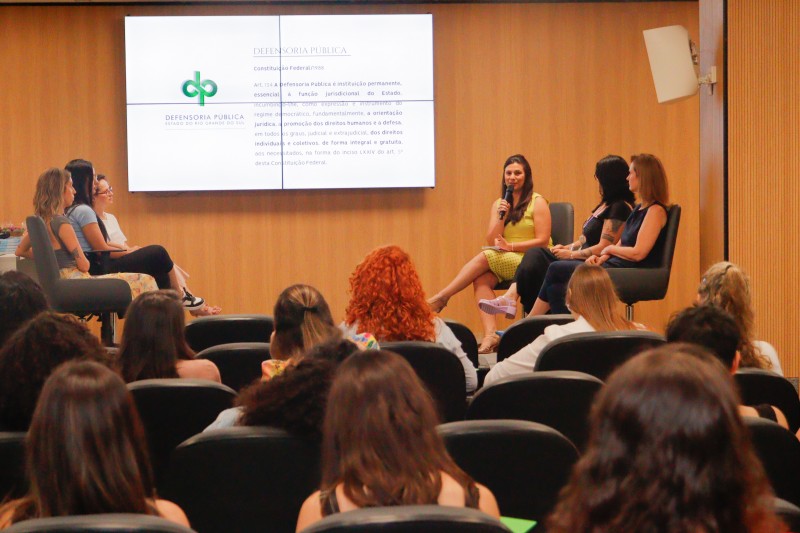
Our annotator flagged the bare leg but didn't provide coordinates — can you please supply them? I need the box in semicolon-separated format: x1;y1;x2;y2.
429;252;491;311
530;297;551;316
473;271;500;338
502;282;520;302
167;267;182;291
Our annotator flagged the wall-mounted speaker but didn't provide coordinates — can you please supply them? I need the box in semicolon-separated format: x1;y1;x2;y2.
643;25;700;104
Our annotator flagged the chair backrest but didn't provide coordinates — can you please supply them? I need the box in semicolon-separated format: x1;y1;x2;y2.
24;216;60;294
185;314;274;352
534;330;666;381
606;204;681;305
163;427;320;533
439;419;578;522
549;202;574;246
302;505;511;533
127;379;236;491
467;371;603;450
0;432;27;502
735;368;800;434
496;314;574;362
744;417;800;507
196;342;270;393
443;319;479;368
380;341;467;422
4;514;196;532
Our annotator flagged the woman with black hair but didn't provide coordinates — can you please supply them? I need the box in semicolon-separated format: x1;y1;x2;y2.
64;158;207;312
480;154;633;316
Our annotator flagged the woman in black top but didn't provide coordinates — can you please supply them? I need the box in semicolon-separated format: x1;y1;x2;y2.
480;155;634;316
530;153;670;315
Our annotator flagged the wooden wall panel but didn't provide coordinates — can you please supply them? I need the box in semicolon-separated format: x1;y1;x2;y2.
728;1;800;377
0;3;699;337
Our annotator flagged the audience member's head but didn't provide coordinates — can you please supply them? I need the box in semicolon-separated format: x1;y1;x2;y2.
0;312;110;431
238;336;358;442
630;153;670;205
344;245;435;342
566;264;635;331
64;158;96;209
271;284;340;361
320;350;474;507
666;304;742;371
595;154;635;206
33;167;72;220
0;271;48;347
547;345;781;532
119;290;194;382
697;261;772;370
0;361;157;524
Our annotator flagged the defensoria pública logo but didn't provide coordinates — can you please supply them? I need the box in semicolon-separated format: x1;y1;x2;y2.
182;71;217;106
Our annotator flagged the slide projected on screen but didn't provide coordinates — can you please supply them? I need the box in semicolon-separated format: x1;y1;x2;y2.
125;15;434;192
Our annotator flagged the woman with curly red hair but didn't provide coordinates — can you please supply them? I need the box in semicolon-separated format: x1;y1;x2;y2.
343;245;477;392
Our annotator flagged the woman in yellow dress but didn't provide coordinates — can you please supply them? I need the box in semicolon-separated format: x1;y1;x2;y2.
428;154;551;353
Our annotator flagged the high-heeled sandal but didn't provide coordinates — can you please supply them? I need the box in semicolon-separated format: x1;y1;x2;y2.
477;332;501;354
427;295;449;313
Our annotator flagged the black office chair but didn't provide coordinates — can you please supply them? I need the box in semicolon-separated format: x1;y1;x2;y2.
302;505;511;533
494;201;574;292
4;514;197;532
0;432;26;501
745;417;800;507
185;314;274;352
495;314;574;362
196;342;270;393
534;330;665;381
444;319;479;368
381;341;467;422
439;419;578;522
163;427;320;533
467;371;603;450
606;204;681;321
774;497;800;532
735;368;800;434
26;215;131;346
128;379;236;491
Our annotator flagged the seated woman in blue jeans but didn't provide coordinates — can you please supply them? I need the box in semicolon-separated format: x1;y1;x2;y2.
530;153;670;315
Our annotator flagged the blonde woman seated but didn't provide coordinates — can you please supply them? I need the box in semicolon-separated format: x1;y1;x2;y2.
296;350;499;531
0;361;189;528
697;261;782;375
483;264;642;387
343;245;477;392
119;290;221;383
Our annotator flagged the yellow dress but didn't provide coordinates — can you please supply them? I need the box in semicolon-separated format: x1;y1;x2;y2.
483;193;551;282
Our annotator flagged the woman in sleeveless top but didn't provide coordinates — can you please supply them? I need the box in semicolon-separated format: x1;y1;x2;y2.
530;153;670;315
295;351;499;531
427;154;552;354
15;168;157;300
0;361;189;528
479;155;634;316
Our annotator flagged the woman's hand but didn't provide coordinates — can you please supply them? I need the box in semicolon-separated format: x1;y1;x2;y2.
496;199;511;220
494;235;513;251
600;244;618;257
552;247;574;260
586;254;610;266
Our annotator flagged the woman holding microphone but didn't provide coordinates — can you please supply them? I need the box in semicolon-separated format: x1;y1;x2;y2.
427;154;551;354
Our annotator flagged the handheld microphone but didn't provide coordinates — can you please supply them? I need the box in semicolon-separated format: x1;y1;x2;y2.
499;184;514;219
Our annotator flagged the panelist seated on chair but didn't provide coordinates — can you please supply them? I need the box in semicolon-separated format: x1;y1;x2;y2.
119;291;221;384
529;153;670;316
483;265;643;387
481;154;633;318
426;154;552;355
296;351;499;531
15;168;157;300
0;361;189;528
665;304;789;430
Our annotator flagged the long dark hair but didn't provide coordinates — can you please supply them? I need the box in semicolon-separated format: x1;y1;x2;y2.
593;154;635;210
64;158;109;241
320;350;476;509
119;290;195;382
0;360;157;523
547;346;782;533
500;154;534;226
